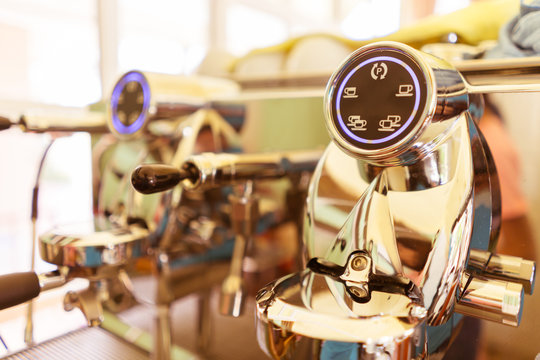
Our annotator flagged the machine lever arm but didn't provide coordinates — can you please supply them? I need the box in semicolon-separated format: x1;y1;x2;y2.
0;272;40;311
131;150;322;194
131;164;197;194
0;270;67;311
0;116;16;131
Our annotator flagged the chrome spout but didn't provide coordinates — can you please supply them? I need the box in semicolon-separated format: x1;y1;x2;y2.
63;281;106;327
456;271;524;326
467;249;535;294
219;182;259;317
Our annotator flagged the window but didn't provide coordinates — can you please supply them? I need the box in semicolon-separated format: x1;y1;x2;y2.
225;4;288;56
117;0;209;75
0;0;100;107
341;0;401;40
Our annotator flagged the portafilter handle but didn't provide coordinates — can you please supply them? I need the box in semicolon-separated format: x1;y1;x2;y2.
131;150;323;194
131;163;198;194
0;116;14;131
0;270;66;311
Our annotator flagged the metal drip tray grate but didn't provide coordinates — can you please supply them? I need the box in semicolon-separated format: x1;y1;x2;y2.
2;327;148;360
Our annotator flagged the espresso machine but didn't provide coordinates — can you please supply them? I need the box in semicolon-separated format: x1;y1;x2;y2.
253;41;537;359
128;41;538;359
0;68;325;360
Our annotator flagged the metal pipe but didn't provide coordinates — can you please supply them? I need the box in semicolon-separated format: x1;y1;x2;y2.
468;249;536;294
456;271;524;326
454;56;540;93
183;150;323;190
131;150;323;194
219;182;258;317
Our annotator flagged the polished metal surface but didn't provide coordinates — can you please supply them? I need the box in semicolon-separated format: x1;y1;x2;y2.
63;282;106;327
456;271;524;326
303;113;475;327
257;112;476;358
18;112;108;134
219;182;258;317
256;41;537;360
467;249;536;295
181;150;323;190
107;70;241;139
123;101;323;357
324;41;468;166
37;270;67;291
1;327;149;360
39;220;150;268
455;56;540;93
256;259;427;358
130;150;323;194
7;43;540;360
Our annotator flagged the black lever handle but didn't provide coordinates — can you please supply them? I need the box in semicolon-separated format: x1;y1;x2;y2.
0;116;14;131
0;272;40;310
131;151;322;195
131;164;197;194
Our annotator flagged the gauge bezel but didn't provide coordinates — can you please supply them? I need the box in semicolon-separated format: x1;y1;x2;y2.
108;70;152;138
324;41;438;163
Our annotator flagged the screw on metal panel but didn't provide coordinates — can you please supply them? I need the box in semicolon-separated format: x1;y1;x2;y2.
349;286;368;298
409;305;427;319
351;254;368;271
63;291;78;312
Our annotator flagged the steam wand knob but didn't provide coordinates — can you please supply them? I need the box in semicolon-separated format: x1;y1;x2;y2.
131;164;198;194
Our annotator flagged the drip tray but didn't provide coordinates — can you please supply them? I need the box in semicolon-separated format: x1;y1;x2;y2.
2;327;148;360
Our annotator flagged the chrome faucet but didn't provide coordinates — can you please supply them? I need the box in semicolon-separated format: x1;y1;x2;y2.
255;41;537;359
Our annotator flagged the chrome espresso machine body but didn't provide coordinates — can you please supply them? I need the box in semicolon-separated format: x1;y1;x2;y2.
255;42;536;359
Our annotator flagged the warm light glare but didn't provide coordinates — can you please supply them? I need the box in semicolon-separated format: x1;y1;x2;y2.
226;4;288;56
117;0;209;75
341;0;401;40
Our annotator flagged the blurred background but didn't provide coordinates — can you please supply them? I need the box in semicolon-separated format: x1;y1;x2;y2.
0;0;470;110
0;0;538;359
0;0;477;272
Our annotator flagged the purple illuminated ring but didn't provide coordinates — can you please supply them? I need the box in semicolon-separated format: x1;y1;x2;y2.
110;71;151;135
335;56;421;144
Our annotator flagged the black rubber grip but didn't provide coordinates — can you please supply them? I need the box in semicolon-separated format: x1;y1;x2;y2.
0;272;40;310
0;116;13;131
131;164;196;194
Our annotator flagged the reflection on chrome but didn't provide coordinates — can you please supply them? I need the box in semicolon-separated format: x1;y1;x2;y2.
256;42;536;359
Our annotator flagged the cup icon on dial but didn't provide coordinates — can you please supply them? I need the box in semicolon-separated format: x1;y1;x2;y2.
396;84;414;97
378;115;401;132
348;116;367;131
344;87;358;98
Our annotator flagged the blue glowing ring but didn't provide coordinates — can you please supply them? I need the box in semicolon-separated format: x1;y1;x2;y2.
335;56;421;144
110;71;151;135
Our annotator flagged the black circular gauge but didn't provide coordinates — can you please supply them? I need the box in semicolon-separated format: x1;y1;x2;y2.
328;47;429;152
110;71;151;137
